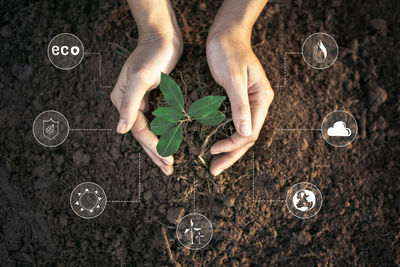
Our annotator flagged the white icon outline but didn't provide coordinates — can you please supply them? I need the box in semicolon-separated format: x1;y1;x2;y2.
33;110;70;147
286;182;323;219
293;189;316;211
321;110;358;147
176;213;213;250
302;32;338;70
70;182;107;219
42;117;59;140
47;33;85;70
327;121;351;137
313;40;327;63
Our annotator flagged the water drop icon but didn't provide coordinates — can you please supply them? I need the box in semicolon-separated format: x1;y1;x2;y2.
313;40;327;63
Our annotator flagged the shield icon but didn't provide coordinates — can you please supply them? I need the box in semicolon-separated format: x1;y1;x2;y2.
43;118;59;140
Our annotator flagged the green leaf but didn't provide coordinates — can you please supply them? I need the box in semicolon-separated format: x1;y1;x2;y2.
152;107;184;123
156;124;183;157
150;118;176;136
188;96;226;118
159;73;185;112
194;111;225;125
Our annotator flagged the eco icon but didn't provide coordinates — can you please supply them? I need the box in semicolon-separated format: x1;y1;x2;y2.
313;40;327;63
42;118;59;140
327;121;351;137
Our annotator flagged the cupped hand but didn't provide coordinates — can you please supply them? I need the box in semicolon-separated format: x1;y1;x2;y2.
206;29;274;176
110;32;183;175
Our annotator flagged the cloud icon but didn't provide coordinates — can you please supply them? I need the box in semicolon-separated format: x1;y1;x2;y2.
327;121;351;137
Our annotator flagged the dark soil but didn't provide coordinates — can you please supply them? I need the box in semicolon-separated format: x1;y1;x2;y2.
1;0;399;265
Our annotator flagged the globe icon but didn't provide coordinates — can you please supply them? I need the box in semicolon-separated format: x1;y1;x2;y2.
293;189;316;211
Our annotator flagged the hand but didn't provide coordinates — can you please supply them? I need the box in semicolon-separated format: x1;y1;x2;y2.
206;28;274;176
110;31;183;175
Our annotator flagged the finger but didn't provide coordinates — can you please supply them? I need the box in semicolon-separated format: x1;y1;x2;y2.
210;132;253;155
210;143;253;176
141;144;174;176
131;111;174;175
117;75;148;134
224;74;252;137
110;68;127;109
210;81;271;154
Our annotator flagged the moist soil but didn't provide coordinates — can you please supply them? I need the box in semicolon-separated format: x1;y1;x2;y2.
1;0;399;265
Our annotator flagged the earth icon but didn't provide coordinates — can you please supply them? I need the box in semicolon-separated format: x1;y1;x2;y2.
293;189;316;211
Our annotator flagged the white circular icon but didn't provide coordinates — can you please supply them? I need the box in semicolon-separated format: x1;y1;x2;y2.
302;32;338;69
286;182;322;219
321;110;358;147
70;182;107;219
292;189;316;211
47;33;84;70
176;213;213;250
33;110;70;147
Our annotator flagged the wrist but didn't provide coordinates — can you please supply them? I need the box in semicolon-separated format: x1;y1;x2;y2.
138;25;182;47
129;0;181;46
208;0;267;42
208;23;251;45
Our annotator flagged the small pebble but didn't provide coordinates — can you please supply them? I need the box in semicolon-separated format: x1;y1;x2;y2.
167;207;185;224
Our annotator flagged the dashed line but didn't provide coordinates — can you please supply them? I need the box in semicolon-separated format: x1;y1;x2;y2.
84;52;113;88
193;178;197;213
107;152;142;203
276;128;321;131
273;52;302;88
107;200;140;203
254;200;285;203
252;152;255;201
252;152;285;203
138;152;141;202
69;128;113;131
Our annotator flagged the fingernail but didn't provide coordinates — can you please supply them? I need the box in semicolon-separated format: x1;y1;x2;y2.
116;119;127;133
212;169;222;176
161;166;169;175
240;121;252;136
210;148;221;155
162;165;173;176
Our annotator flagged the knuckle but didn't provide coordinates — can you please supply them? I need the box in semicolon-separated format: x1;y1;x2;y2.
110;91;118;105
267;87;275;101
120;99;130;111
238;104;251;114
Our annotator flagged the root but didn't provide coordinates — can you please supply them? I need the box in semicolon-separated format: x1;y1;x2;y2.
198;119;233;167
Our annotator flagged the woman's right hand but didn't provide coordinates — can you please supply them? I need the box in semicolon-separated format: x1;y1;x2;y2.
110;11;183;175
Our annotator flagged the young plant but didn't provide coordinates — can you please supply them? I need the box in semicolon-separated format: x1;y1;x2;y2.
151;73;226;157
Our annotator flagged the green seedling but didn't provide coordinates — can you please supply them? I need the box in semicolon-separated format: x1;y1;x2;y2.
151;73;226;157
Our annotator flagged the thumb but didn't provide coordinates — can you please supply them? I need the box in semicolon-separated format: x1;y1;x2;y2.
116;76;148;134
225;79;252;137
